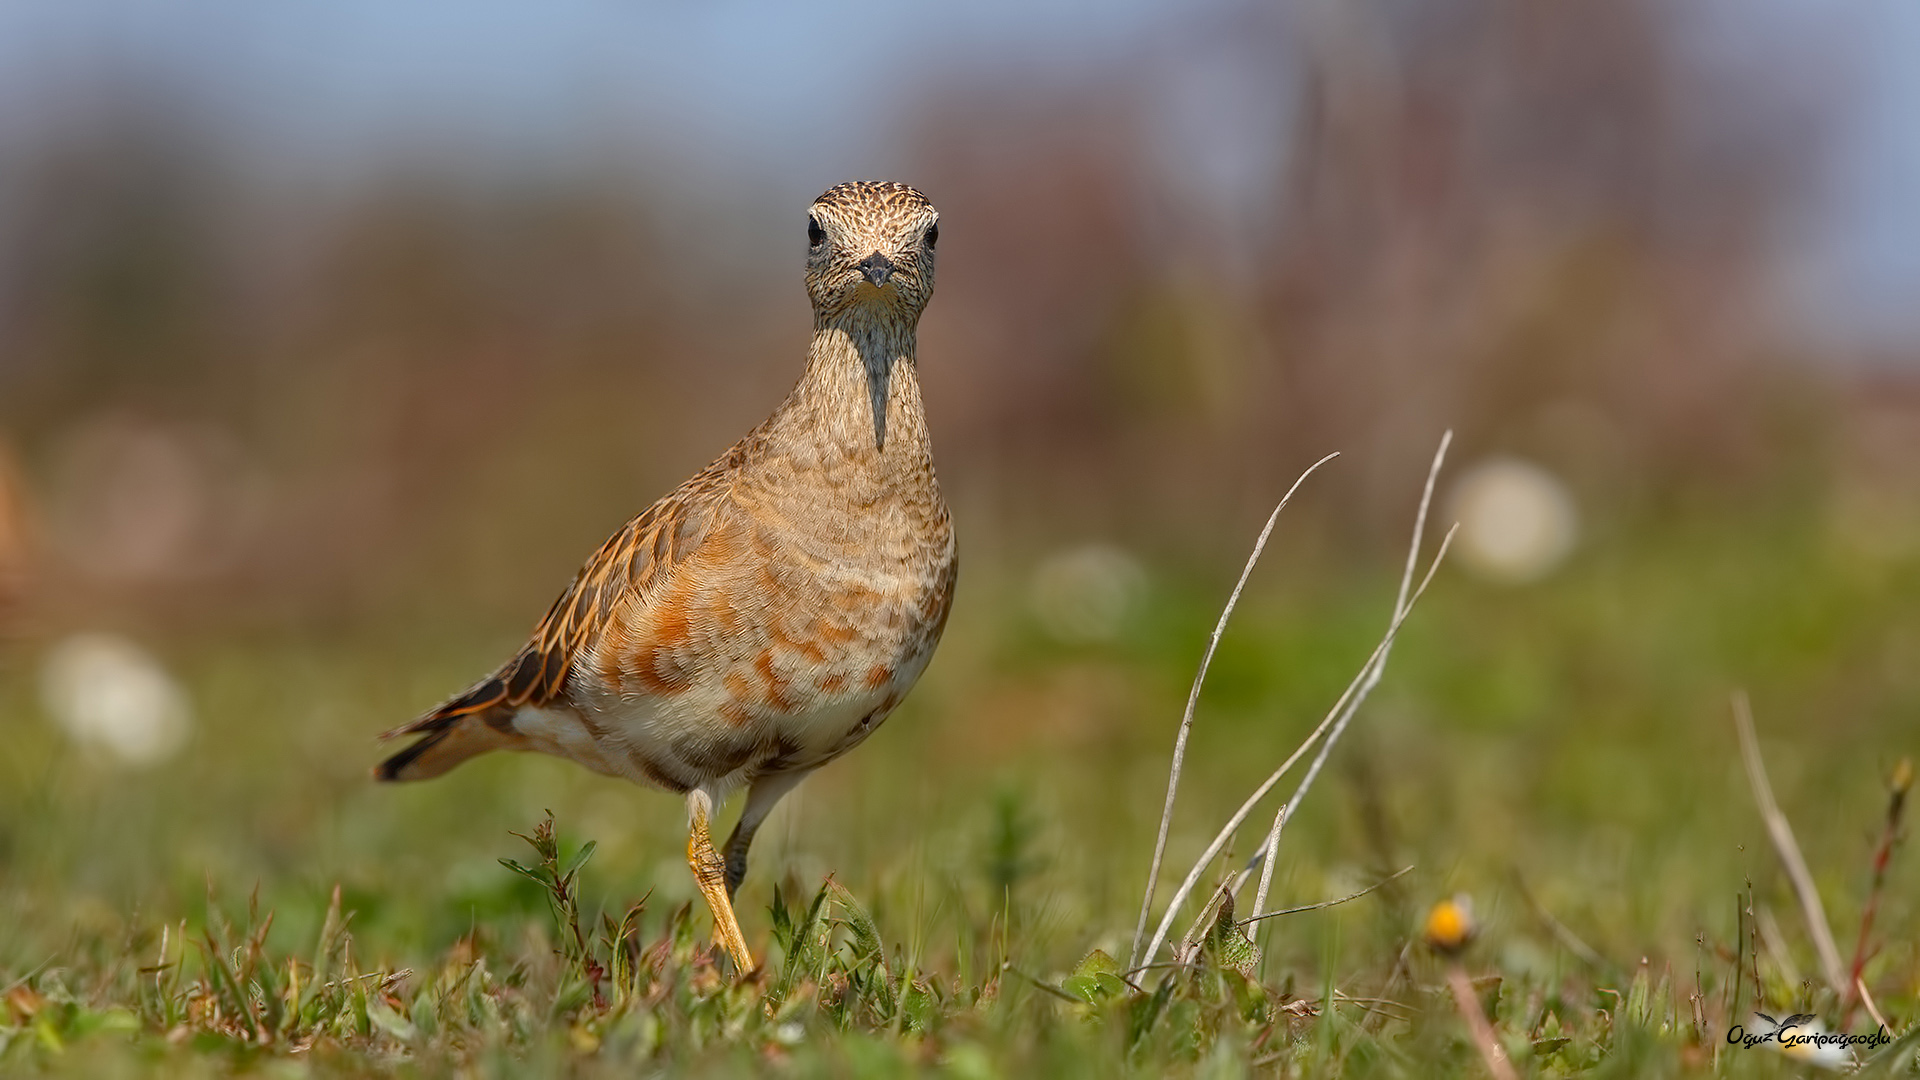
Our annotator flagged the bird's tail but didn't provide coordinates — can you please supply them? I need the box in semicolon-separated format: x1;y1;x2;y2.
373;674;521;782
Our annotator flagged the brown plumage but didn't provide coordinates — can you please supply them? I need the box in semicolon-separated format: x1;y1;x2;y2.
375;181;955;974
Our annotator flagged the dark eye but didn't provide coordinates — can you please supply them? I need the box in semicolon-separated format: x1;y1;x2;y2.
807;215;826;248
924;221;939;249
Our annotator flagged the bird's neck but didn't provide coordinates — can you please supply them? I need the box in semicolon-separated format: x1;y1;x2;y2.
790;306;927;458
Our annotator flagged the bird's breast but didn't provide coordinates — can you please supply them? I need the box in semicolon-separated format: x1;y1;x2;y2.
564;484;953;792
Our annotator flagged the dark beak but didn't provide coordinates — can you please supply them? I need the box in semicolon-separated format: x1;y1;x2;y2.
858;252;896;287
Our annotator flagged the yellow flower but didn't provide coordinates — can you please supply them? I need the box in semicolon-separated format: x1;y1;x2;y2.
1424;894;1477;955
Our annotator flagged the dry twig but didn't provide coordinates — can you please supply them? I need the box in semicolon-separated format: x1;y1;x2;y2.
1128;452;1340;968
1237;865;1414;927
1251;432;1452;917
1446;965;1518;1080
1146;535;1452;966
1139;433;1454;966
1857;977;1891;1034
1732;692;1847;1000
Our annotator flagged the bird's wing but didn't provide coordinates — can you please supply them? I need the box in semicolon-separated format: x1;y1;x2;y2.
510;486;726;703
381;443;745;738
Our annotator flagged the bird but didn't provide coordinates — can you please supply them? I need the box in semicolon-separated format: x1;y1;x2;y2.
374;181;956;975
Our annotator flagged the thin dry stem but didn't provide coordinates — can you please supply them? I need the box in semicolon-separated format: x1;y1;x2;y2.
1250;797;1288;919
1250;525;1457;921
1142;435;1453;965
1856;977;1890;1033
1128;451;1339;968
1251;433;1450;916
1238;865;1414;927
1234;524;1455;940
1447;963;1518;1080
1145;541;1447;966
1732;691;1847;999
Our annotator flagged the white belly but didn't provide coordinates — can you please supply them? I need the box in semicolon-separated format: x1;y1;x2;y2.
513;637;936;796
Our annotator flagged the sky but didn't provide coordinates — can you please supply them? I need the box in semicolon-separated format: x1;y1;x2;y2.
0;0;1914;351
1782;1;1920;352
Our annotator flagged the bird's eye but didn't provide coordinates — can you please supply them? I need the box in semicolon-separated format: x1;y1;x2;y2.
807;215;826;248
924;222;939;249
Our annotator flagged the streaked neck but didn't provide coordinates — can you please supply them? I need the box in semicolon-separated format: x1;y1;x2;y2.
800;304;922;455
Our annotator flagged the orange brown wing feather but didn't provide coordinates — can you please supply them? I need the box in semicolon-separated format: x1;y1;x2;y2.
379;444;744;750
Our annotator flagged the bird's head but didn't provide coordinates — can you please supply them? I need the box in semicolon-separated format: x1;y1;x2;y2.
804;181;939;325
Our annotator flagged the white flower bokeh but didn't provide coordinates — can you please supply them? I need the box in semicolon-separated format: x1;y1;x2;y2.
1447;457;1579;585
40;632;193;768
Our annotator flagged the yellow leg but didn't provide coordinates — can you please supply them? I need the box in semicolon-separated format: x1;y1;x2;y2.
687;790;755;974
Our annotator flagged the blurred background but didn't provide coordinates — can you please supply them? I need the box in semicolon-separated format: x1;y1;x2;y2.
1;0;1917;989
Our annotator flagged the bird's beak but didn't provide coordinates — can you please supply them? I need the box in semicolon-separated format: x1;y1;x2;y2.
858;252;896;287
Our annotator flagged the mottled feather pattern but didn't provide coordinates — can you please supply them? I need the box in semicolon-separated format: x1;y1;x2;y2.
517;445;739;704
374;444;743;775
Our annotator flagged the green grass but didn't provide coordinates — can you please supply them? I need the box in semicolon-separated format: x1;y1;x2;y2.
1;506;1917;1076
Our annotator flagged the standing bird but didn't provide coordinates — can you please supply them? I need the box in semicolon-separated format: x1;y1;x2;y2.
375;181;955;974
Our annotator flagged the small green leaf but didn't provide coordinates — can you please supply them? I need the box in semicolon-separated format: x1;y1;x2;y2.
825;879;884;966
776;885;835;1000
1061;949;1127;1005
1060;975;1100;1004
562;840;597;883
1127;977;1176;1049
497;858;549;886
1203;893;1261;979
1071;949;1122;980
1624;964;1650;1025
